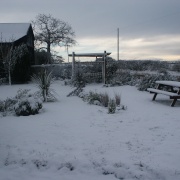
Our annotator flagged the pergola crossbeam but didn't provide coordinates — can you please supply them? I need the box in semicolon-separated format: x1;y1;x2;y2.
68;52;111;57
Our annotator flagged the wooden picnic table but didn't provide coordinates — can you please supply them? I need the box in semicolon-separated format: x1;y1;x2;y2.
147;81;180;107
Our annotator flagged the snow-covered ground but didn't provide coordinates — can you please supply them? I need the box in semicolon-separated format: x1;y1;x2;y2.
0;81;180;180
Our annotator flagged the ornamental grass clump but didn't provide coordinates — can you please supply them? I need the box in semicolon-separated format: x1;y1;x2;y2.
100;92;109;107
82;90;125;114
32;69;55;102
114;93;121;107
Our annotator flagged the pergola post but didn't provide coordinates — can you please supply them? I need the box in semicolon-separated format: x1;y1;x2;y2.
71;52;75;80
103;51;107;84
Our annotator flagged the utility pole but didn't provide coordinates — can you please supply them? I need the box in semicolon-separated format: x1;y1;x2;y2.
66;44;70;63
117;28;119;61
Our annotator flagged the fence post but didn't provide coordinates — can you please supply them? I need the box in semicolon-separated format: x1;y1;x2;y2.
71;52;75;80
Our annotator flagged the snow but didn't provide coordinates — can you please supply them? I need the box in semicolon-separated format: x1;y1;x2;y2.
0;23;31;42
147;88;180;96
0;81;180;180
156;80;180;88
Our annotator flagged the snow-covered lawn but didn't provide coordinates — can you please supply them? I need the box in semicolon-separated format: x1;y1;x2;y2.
0;81;180;180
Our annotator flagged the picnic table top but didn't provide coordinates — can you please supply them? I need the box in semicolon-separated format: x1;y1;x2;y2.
156;81;180;88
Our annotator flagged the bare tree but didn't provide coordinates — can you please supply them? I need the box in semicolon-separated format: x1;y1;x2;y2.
32;14;76;63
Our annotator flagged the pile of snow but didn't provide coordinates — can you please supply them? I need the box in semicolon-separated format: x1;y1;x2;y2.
0;81;180;180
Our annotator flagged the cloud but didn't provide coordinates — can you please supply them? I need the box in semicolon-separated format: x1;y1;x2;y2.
1;0;180;61
58;34;180;61
119;35;180;60
1;0;180;38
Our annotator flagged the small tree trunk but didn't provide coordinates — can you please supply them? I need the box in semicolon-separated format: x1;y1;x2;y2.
43;89;47;102
47;43;50;54
8;67;11;85
47;42;51;64
42;70;47;102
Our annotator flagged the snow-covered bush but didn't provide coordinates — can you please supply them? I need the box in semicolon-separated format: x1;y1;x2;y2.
138;73;175;91
172;61;180;72
0;88;43;116
4;98;17;111
14;97;42;116
110;71;132;86
86;91;101;105
0;98;17;116
116;60;169;71
108;99;116;114
15;89;31;100
0;100;4;112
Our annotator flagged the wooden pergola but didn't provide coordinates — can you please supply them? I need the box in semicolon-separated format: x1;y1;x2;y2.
68;51;111;84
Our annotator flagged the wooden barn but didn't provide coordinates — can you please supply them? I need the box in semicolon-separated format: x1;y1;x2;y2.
0;23;35;63
0;23;35;83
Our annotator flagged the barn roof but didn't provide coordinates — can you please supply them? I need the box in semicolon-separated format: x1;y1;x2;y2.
0;23;32;42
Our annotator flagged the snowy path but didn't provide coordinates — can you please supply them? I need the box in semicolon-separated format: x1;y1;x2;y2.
0;81;180;180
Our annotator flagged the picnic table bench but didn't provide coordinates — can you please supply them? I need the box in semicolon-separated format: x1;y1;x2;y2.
147;81;180;107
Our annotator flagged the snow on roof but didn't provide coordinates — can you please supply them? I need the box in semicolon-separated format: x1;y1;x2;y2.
0;23;31;42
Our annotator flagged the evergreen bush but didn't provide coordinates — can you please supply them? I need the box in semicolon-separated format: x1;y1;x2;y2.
72;68;86;88
108;99;116;114
87;91;101;104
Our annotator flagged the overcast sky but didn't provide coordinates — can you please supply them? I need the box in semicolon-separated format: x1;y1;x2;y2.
1;0;180;61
